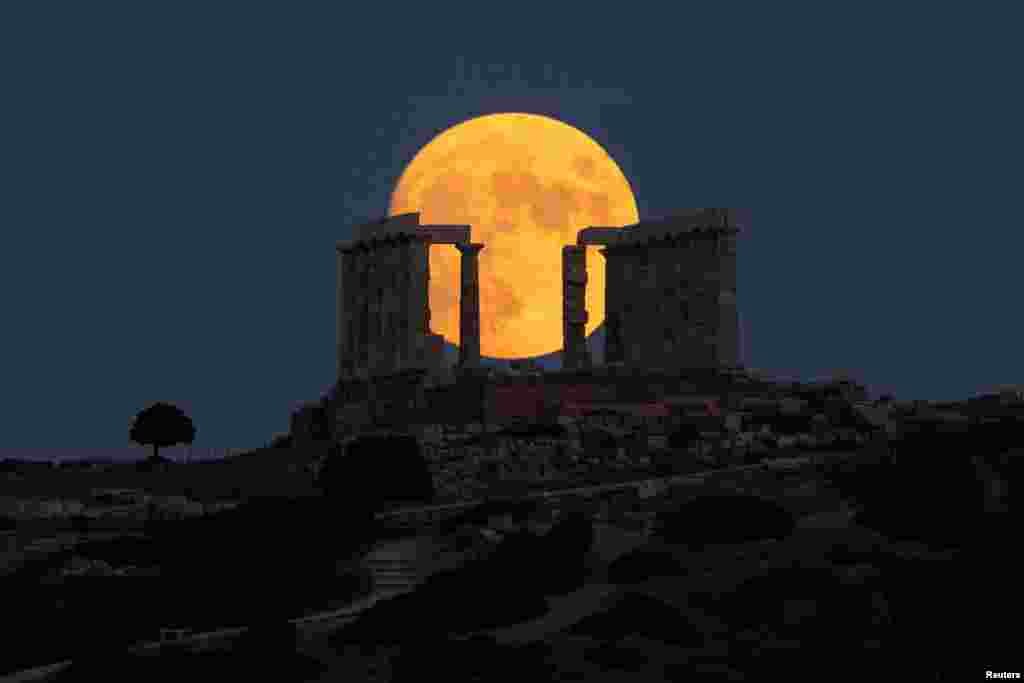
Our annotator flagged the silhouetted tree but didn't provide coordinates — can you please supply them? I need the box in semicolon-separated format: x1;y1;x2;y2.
129;402;196;461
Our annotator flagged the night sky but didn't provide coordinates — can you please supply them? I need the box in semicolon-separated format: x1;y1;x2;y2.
1;3;1017;455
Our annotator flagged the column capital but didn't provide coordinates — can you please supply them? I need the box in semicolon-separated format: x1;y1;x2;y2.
456;242;485;254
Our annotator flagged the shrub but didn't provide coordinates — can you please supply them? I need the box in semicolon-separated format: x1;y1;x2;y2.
829;440;989;547
317;435;434;513
654;494;795;548
570;591;704;647
391;634;523;683
716;566;842;630
544;509;594;558
607;548;688;584
582;642;651;671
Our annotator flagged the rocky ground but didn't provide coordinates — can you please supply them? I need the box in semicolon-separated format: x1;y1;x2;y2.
42;446;1018;682
279;461;927;680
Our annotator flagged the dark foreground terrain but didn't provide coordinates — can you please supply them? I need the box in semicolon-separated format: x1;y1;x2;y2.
18;429;1020;682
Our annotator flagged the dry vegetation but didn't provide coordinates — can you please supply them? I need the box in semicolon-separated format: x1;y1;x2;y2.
2;446;331;502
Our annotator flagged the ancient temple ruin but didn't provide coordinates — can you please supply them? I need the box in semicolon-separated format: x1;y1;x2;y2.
566;208;741;373
335;212;484;382
330;208;742;436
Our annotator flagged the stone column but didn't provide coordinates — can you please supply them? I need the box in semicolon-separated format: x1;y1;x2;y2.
336;247;345;379
716;227;740;368
354;245;371;380
347;247;362;379
395;236;410;373
456;243;484;369
599;248;624;365
383;246;397;375
562;245;590;371
337;248;356;380
406;236;430;369
366;248;382;376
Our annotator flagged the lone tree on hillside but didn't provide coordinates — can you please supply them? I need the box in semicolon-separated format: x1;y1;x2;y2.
129;402;196;461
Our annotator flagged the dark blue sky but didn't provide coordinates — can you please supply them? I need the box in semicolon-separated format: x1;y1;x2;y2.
1;3;1018;451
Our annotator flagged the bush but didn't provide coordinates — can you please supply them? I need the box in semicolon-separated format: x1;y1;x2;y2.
829;440;988;547
452;498;539;527
391;634;548;683
317;435;434;513
337;570;548;646
469;527;588;599
582;642;651;671
544;509;594;558
607;548;688;584
571;591;705;647
654;494;795;548
716;566;844;630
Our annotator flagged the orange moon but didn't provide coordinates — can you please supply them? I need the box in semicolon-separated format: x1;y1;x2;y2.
389;113;639;359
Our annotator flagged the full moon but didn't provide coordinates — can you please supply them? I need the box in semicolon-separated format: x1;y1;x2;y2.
389;113;639;359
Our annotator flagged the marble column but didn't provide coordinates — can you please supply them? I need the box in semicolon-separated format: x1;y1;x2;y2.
716;227;740;368
456;242;484;369
395;237;410;372
366;247;382;376
346;247;363;379
336;248;348;380
354;245;371;379
562;245;590;371
599;247;623;365
407;236;430;369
